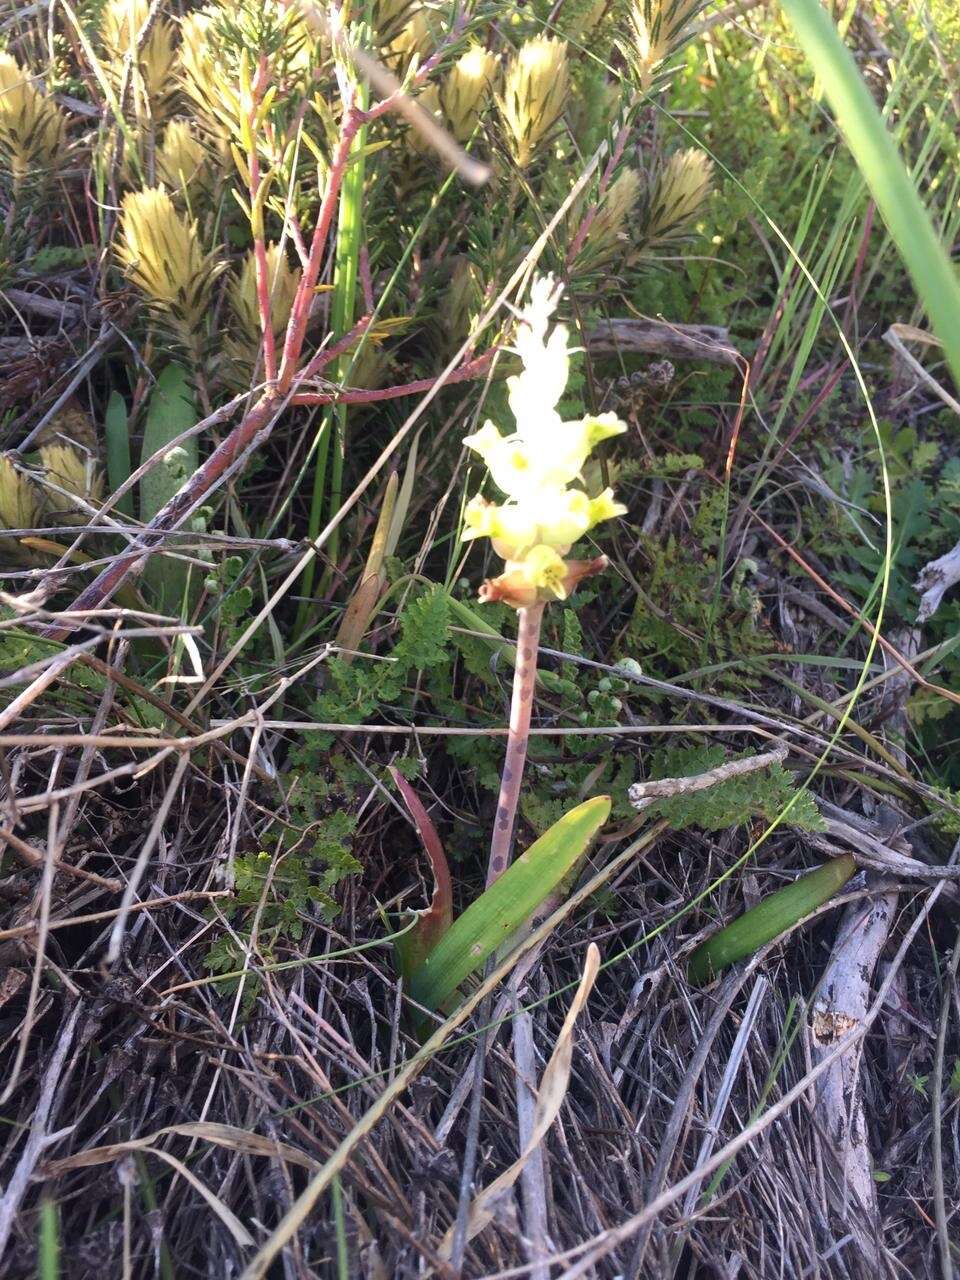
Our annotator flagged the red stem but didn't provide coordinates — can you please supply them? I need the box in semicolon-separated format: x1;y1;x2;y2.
291;351;493;406
276;107;361;392
486;604;544;887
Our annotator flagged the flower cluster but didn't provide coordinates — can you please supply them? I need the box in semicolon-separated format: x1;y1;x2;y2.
463;276;626;607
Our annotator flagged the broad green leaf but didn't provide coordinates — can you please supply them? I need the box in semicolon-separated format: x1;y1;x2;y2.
409;795;611;1013
688;854;856;986
140;364;198;523
140;365;198;612
104;390;133;517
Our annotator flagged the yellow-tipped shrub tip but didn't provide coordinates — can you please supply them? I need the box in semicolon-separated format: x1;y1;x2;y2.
230;242;301;342
441;45;499;143
0;453;41;530
157;120;209;195
647;147;713;243
579;168;642;269
39;443;104;514
626;0;705;90
101;0;179;114
499;36;570;169
0;52;67;188
118;186;223;344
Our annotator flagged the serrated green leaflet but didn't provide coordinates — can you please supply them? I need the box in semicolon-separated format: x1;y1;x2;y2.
687;854;856;986
409;795;611;1013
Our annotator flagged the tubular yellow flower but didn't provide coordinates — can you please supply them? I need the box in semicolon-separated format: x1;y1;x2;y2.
498;36;569;169
0;52;66;189
101;0;178;116
464;275;626;608
441;45;499;143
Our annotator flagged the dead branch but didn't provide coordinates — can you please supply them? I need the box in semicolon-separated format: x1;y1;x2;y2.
584;317;738;366
629;744;787;809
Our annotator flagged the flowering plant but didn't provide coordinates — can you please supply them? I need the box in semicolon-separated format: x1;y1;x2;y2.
462;276;627;607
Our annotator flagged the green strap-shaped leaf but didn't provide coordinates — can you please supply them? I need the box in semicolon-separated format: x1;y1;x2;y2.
409;795;611;1013
140;364;199;613
104;390;133;518
140;364;198;523
688;854;856;986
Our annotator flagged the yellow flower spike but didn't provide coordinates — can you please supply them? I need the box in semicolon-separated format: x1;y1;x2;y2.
463;276;627;610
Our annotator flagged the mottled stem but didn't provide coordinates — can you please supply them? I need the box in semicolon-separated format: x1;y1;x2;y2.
486;603;544;887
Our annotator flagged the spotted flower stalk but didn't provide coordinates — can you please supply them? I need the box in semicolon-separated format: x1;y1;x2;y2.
464;276;626;883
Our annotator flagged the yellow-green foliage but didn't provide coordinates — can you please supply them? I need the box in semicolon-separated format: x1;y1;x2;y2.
498;36;570;168
100;0;179;117
117;186;223;349
440;44;499;143
0;52;66;188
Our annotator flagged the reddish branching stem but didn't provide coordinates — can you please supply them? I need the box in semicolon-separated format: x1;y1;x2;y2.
45;18;483;638
291;351;495;406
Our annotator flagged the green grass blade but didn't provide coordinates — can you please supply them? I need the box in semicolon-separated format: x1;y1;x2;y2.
409;795;611;1013
38;1198;60;1280
688;853;856;986
296;15;371;636
104;390;133;518
781;0;960;387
